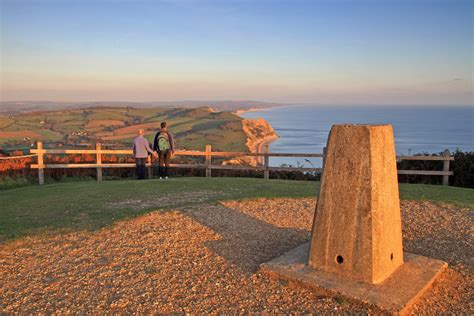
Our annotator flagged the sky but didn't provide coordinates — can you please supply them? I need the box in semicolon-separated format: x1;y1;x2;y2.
0;0;472;105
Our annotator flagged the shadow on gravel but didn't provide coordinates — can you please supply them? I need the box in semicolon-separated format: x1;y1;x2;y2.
184;203;310;274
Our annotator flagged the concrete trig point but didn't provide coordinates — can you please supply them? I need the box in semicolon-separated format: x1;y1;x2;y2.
261;124;447;314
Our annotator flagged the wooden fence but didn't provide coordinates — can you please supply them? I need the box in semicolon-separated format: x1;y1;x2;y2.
30;141;454;186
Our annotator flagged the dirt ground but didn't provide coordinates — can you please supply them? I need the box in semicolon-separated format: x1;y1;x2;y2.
0;198;472;314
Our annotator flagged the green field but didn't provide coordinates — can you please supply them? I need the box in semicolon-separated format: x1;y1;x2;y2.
0;177;472;243
0;106;248;152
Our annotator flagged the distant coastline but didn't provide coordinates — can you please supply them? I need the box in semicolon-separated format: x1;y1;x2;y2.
233;103;284;116
233;108;263;116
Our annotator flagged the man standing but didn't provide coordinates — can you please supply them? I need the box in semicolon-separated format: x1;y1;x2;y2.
133;129;153;180
153;121;175;179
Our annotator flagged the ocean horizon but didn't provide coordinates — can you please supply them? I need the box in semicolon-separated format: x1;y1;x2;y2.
241;105;473;168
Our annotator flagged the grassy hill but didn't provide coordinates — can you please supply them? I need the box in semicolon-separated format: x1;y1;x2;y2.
0;106;248;152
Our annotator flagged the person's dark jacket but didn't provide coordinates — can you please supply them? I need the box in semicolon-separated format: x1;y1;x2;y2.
153;130;175;152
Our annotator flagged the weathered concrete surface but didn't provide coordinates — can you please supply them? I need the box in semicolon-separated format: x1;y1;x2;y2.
309;124;403;284
261;243;448;315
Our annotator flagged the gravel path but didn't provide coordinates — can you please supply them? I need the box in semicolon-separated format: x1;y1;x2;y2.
0;198;472;314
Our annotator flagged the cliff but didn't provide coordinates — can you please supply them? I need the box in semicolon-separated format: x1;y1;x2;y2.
242;119;278;153
223;118;278;166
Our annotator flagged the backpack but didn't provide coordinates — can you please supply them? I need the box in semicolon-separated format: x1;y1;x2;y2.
157;132;170;151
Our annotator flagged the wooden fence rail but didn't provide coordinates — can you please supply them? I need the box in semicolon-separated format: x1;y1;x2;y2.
30;141;454;186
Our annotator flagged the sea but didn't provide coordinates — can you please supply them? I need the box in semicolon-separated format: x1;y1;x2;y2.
241;105;474;168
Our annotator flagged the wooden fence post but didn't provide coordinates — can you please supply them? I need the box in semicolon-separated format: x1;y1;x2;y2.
322;147;327;171
206;145;212;178
37;141;45;185
442;149;450;186
264;144;270;180
147;156;153;179
96;143;103;182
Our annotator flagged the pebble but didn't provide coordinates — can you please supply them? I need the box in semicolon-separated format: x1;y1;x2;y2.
0;198;471;314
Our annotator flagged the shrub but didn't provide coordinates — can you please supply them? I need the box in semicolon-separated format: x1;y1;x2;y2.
0;176;32;190
451;150;474;188
397;150;473;189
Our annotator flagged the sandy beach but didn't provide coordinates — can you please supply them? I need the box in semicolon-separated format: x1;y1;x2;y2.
255;135;279;165
233;108;260;116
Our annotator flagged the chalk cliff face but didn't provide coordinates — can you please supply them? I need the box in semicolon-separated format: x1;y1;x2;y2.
223;118;278;166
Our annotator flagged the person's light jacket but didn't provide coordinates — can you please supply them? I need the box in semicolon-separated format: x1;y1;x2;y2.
133;135;153;158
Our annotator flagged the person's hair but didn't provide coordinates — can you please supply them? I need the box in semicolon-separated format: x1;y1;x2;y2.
161;122;167;129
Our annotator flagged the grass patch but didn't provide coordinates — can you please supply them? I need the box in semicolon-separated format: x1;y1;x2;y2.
0;177;471;242
0;178;316;242
399;183;474;208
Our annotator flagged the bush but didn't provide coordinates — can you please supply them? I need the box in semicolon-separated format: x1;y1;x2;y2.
397;150;473;189
451;150;474;188
0;176;32;190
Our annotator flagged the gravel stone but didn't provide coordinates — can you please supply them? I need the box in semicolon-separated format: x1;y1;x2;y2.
0;198;471;314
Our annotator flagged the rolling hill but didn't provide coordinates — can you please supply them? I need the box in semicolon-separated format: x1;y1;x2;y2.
0;100;283;115
0;106;276;153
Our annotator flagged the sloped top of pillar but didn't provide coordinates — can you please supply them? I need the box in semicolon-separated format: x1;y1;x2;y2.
331;124;392;128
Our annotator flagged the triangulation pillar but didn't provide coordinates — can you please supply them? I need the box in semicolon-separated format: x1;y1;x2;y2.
261;124;447;315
